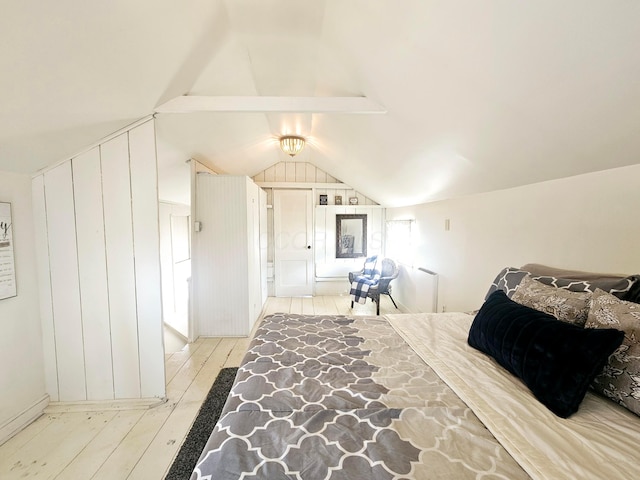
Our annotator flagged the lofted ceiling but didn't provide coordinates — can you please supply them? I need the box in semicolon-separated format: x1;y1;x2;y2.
1;1;639;207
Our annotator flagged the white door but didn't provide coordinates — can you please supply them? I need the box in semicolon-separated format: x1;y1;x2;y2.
274;189;314;296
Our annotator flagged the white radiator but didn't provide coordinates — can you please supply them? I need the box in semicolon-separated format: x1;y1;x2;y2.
394;265;439;313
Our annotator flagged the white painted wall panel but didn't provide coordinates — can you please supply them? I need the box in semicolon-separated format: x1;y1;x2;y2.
247;182;262;328
194;176;266;336
194;175;249;336
275;163;286;182
305;163;316;182
285;163;296;183
101;133;141;399
32;118;165;404
314;206;386;280
295;163;306;182
129;121;165;398
259;188;268;306
314;207;327;264
31;175;58;401
43;163;86;401
72;148;114;400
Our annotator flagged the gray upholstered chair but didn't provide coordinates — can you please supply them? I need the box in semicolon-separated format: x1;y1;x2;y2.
349;257;399;315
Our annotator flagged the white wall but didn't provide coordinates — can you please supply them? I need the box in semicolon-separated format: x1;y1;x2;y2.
0;171;46;443
32;119;165;403
387;164;640;313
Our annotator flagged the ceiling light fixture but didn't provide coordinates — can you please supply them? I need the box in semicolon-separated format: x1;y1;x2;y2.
279;135;306;157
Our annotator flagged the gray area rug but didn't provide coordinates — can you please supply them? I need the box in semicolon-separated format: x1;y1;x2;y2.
165;367;238;480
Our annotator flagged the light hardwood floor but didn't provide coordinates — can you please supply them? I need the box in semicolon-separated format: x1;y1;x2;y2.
0;294;398;480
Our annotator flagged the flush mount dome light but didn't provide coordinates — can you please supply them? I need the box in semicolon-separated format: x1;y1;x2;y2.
279;136;306;157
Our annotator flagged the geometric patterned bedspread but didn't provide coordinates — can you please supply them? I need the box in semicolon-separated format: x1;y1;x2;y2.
190;313;530;479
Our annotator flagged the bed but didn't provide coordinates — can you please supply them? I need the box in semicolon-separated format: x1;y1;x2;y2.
190;265;640;479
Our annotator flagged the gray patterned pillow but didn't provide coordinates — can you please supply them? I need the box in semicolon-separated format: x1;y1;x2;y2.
485;266;640;303
512;275;591;326
585;289;640;417
484;267;529;300
521;263;640;302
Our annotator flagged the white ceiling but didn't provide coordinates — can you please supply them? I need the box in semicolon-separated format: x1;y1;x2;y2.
2;1;639;207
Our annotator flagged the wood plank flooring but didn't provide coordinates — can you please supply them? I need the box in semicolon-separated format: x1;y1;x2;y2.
0;294;398;480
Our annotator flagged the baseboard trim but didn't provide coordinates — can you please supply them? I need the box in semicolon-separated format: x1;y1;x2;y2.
163;321;188;342
0;394;49;445
44;397;167;413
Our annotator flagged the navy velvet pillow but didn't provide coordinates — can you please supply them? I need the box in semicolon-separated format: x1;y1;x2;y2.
468;290;624;418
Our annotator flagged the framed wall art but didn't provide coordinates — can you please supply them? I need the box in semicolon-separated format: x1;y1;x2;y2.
0;202;16;300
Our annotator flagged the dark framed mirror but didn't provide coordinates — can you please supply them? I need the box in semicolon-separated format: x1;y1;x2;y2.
336;214;367;258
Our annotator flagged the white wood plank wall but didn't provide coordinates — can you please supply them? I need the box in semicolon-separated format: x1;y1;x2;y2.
129;122;165;398
31;119;165;403
73;148;113;400
44;162;86;401
102;133;141;399
253;162;378;206
32;175;58;401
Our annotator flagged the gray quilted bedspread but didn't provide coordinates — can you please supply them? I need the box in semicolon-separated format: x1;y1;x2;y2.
191;314;530;479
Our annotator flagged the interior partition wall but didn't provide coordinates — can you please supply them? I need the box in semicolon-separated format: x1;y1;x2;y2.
32;118;165;403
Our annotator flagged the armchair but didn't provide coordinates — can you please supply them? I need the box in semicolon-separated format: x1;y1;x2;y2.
349;257;399;315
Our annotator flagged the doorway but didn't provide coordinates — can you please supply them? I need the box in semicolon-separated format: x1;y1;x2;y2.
273;189;314;296
158;203;190;352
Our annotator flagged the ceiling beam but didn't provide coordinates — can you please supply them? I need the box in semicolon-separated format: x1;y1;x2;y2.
154;96;386;114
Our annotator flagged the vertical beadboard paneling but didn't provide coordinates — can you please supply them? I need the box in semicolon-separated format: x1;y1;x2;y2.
31;175;59;401
305;163;316;182
44;163;87;401
315;207;327;263
129;121;165;398
263;165;275;182
101;133;141;399
327;207;342;261
285;163;296;182
72;148;114;400
274;163;286;182
253;163;377;205
194;175;250;336
369;208;384;252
